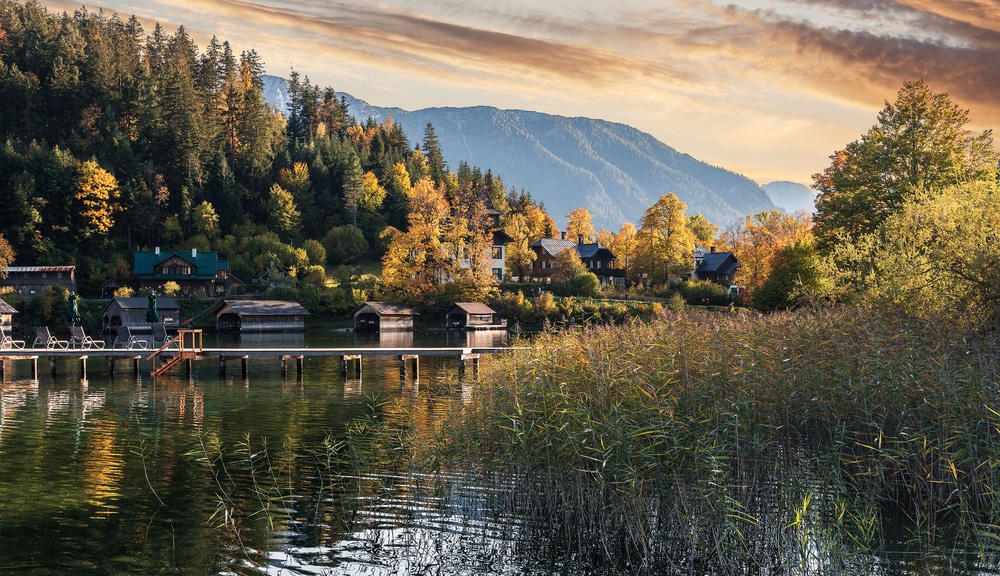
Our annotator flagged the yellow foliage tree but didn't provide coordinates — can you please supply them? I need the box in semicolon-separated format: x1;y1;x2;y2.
75;160;120;238
566;207;597;244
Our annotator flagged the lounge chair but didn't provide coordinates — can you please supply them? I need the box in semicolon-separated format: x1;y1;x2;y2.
112;325;149;349
151;323;175;348
32;326;69;349
69;325;105;349
0;326;25;350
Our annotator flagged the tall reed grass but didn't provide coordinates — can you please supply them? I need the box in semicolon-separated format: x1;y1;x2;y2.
435;306;1000;572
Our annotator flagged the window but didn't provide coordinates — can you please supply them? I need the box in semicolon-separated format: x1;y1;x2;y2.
491;246;503;259
492;268;503;280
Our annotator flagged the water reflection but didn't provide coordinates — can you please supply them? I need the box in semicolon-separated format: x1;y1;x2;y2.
0;332;995;575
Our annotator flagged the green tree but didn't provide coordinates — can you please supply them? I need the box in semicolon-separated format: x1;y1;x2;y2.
323;225;368;265
687;213;718;244
266;183;301;243
192;200;220;239
813;80;998;251
752;239;825;312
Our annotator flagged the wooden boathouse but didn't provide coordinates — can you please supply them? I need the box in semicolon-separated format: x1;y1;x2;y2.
102;296;181;331
445;302;506;330
354;302;415;331
209;300;309;332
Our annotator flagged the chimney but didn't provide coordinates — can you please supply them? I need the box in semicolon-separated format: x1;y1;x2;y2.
578;234;584;245
155;246;160;255
192;248;197;257
561;231;566;241
710;246;716;253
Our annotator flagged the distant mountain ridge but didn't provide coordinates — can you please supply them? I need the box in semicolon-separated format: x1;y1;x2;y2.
263;75;777;230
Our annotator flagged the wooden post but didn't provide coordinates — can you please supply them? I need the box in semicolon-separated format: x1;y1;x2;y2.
0;358;6;379
79;356;87;380
31;357;37;379
460;353;480;379
107;357;115;379
50;356;57;377
219;356;227;378
296;356;303;380
241;356;248;380
132;356;140;377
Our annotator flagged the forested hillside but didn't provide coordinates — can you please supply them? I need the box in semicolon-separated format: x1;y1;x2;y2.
0;0;544;301
263;75;774;231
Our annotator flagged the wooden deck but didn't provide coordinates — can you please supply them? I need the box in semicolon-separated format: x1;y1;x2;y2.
0;344;510;380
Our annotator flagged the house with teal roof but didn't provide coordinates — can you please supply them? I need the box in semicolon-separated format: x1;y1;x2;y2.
132;247;231;296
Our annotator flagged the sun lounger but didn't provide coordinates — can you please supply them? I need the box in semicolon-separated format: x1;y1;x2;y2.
69;325;105;349
113;325;149;349
151;323;175;348
0;326;25;350
32;326;69;349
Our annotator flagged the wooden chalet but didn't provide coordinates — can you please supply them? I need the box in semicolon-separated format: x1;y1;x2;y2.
132;247;231;296
0;266;77;296
693;247;739;286
529;234;624;286
0;299;17;331
445;302;506;330
102;296;181;332
354;302;415;331
210;300;309;332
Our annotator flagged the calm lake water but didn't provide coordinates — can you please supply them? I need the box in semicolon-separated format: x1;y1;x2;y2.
0;330;997;575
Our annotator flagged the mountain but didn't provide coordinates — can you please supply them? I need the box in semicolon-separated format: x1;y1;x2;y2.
762;181;817;215
263;75;775;231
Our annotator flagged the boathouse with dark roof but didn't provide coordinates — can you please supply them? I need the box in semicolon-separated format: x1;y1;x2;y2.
354;302;415;331
209;300;309;332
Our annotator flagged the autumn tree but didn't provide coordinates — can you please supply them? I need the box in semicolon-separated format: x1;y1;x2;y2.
192;200;220;239
634;194;695;286
565;207;597;244
687;213;718;244
75;160;121;239
0;234;14;276
502;212;536;281
718;209;812;301
813;80;998;251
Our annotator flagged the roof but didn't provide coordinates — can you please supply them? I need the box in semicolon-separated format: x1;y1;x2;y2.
448;302;495;315
103;297;181;312
0;299;17;314
214;300;309;316
132;249;229;278
531;238;578;257
3;266;75;273
355;302;416;316
531;238;616;260
696;251;739;276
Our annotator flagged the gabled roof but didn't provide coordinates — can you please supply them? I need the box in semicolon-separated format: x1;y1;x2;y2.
531;238;617;260
448;302;495;315
696;251;739;275
0;299;17;314
213;300;309;316
354;302;415;316
531;238;578;257
103;296;181;312
132;249;229;277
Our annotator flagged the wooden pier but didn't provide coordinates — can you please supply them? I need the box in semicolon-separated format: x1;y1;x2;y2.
0;329;508;381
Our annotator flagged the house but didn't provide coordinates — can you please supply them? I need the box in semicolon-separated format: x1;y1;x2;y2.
693;247;739;286
132;247;230;296
0;266;77;295
209;300;309;332
102;296;181;331
354;302;415;331
0;299;17;331
445;302;506;330
484;197;514;281
529;234;624;286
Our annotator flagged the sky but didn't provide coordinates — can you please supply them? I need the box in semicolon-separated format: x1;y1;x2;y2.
36;0;1000;187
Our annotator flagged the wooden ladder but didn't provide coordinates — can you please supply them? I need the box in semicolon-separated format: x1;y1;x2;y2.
148;329;203;377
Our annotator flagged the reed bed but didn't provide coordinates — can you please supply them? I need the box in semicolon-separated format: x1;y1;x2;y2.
435;306;1000;572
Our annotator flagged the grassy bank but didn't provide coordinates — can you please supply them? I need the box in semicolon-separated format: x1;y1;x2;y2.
433;306;1000;571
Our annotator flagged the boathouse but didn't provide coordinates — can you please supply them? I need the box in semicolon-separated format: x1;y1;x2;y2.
445;303;506;330
354;302;415;331
102;296;181;331
0;266;77;296
210;300;309;332
0;299;17;331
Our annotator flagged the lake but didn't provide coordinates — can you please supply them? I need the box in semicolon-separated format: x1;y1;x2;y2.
0;329;997;575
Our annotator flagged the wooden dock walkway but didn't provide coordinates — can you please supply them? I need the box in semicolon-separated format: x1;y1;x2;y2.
0;343;509;380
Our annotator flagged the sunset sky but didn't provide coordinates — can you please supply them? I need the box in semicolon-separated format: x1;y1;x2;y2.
36;0;1000;187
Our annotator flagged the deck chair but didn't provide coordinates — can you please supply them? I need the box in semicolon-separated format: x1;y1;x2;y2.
32;326;69;349
69;325;105;349
0;326;25;349
151;323;175;348
113;325;149;349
